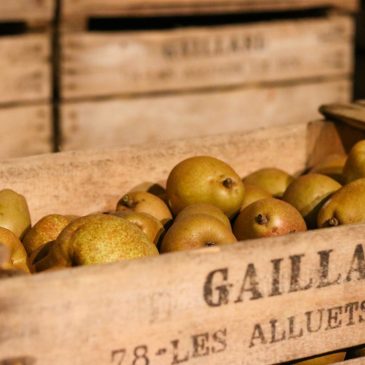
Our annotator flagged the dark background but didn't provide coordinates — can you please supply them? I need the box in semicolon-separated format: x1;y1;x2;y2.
355;0;365;99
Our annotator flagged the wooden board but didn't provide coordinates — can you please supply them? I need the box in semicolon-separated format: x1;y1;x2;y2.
61;16;354;99
0;104;52;158
60;78;351;151
0;0;54;23
62;0;359;18
0;34;51;105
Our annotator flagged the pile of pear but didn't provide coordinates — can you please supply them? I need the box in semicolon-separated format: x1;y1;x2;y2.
1;140;365;277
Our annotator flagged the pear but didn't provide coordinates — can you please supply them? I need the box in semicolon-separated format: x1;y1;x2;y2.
241;183;271;211
233;198;307;240
161;214;237;253
117;191;172;225
111;211;164;245
0;227;29;273
129;181;168;203
283;174;341;228
166;156;244;218
0;189;31;239
36;214;158;270
175;203;231;230
310;154;346;183
294;352;345;364
30;240;57;272
243;168;294;198
22;214;77;255
317;178;365;228
343;140;365;183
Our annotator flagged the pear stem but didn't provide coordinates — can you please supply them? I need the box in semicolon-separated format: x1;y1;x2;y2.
328;217;339;227
256;214;268;225
205;241;216;247
121;195;134;208
222;178;233;189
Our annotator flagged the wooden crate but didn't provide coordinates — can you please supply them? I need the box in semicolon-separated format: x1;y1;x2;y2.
1;113;365;364
61;15;354;99
61;0;359;18
60;78;351;151
0;104;52;158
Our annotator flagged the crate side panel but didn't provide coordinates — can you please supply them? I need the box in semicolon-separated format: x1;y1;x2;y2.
0;0;54;22
62;16;354;99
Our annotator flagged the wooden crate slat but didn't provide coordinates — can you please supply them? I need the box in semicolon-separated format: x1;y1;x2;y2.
61;78;351;151
0;104;52;158
0;0;54;23
0;224;364;364
62;0;359;18
61;16;354;99
0;34;51;105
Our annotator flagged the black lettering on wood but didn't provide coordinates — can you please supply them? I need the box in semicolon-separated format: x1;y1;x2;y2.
270;258;283;297
235;263;263;303
346;244;365;282
344;302;359;326
212;329;227;353
288;316;304;339
317;250;341;288
171;340;189;364
192;333;210;358
270;319;286;343
203;268;231;307
326;306;343;330
249;324;267;348
359;300;365;323
306;309;324;333
289;254;313;292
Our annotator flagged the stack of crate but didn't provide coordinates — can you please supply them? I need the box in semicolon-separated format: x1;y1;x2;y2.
59;0;358;151
0;0;54;158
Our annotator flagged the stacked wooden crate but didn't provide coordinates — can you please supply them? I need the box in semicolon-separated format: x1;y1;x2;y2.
59;0;358;151
0;0;54;158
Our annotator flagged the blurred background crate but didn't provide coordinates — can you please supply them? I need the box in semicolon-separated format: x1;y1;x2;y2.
0;0;54;157
58;0;357;151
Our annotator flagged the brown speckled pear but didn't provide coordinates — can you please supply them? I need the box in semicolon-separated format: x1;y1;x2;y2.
160;214;236;253
36;214;158;270
166;156;244;218
243;168;294;198
0;189;31;239
111;211;164;245
22;214;77;255
175;203;231;230
117;191;172;225
240;183;271;211
343;140;365;183
310;154;346;184
317;178;365;228
0;227;29;273
233;198;307;240
283;174;341;228
294;352;345;365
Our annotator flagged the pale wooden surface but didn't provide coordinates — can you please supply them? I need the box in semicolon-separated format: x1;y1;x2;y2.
0;34;51;105
0;122;311;222
61;16;354;99
0;0;54;23
0;224;364;364
337;359;365;364
61;78;351;151
0;104;52;158
62;0;359;18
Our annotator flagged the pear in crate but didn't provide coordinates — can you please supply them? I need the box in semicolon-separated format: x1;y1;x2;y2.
283;174;341;228
111;211;164;245
0;227;29;273
160;214;236;253
243;168;294;198
0;189;31;239
129;181;168;204
240;183;271;211
22;214;78;255
310;153;346;183
343;140;365;183
317;178;365;227
175;203;231;230
117;191;172;225
35;214;158;271
233;198;306;240
166;156;244;218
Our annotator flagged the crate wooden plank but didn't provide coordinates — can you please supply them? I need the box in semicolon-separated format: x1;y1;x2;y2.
62;16;354;99
0;34;51;105
0;219;365;364
0;0;54;23
62;0;359;18
61;78;351;151
0;104;52;158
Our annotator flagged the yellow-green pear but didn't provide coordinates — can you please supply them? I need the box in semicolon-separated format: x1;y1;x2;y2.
233;198;307;240
283;174;341;228
317;178;365;228
22;214;77;255
0;189;31;238
166;156;244;218
241;183;271;211
343;140;365;183
243;168;294;198
161;214;237;253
